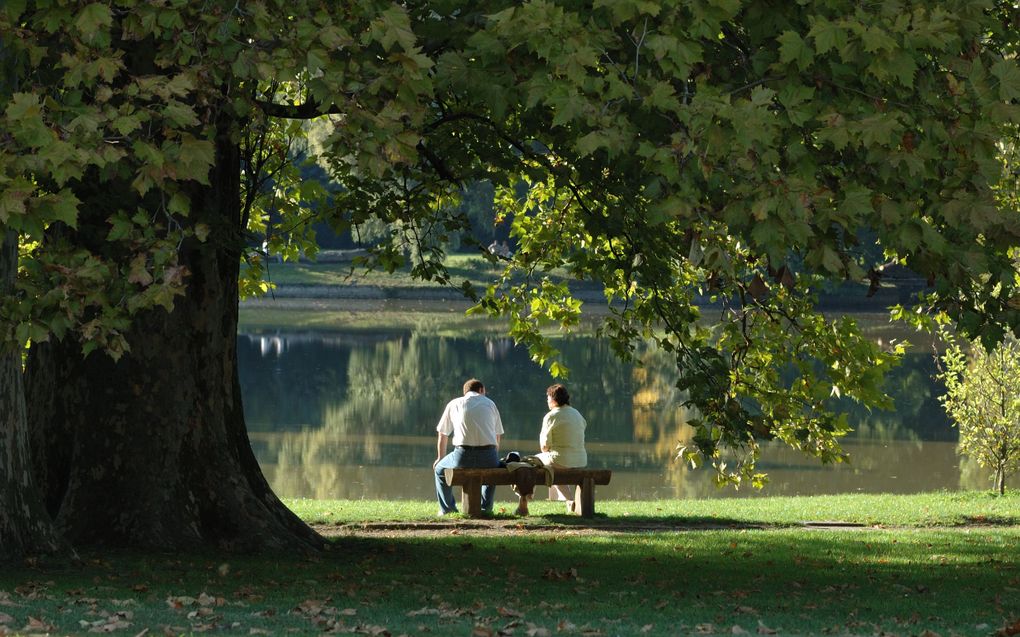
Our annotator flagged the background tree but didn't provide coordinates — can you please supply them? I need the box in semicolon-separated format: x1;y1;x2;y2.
939;338;1020;494
440;0;1020;485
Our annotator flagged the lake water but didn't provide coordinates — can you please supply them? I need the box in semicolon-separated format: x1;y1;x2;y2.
238;300;1012;501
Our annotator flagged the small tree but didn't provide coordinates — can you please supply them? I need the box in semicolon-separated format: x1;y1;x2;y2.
939;339;1020;495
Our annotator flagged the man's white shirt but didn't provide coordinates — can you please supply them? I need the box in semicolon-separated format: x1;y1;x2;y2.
436;391;504;446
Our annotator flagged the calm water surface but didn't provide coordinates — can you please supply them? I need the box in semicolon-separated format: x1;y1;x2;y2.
238;301;1011;501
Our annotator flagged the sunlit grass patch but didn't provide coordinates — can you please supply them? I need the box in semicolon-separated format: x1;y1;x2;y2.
286;490;1020;527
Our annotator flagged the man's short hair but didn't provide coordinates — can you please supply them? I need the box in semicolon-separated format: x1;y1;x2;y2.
463;378;485;394
547;383;570;405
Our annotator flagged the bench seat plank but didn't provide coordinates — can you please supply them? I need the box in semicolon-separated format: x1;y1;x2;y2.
444;467;611;518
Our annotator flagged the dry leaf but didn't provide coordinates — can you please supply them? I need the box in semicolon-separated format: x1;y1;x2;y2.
996;618;1020;637
497;607;523;618
756;620;778;635
166;596;196;609
471;626;495;637
695;623;715;634
22;617;56;633
640;625;654;633
0;614;13;625
89;619;132;633
732;626;750;635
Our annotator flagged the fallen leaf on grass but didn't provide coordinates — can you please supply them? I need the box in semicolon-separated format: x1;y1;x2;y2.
248;629;271;635
197;593;224;607
525;624;550;637
694;623;715;634
541;568;578;581
732;626;750;635
557;620;577;632
22;617;56;633
166;596;196;609
0;613;12;625
756;620;778;634
191;623;218;633
995;618;1020;637
87;619;133;633
640;625;654;633
471;626;494;637
917;630;941;637
497;607;523;618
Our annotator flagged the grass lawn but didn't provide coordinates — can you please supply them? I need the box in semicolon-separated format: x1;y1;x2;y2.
0;492;1017;636
257;253;512;288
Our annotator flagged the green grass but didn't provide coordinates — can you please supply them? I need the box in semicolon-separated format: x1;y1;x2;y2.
1;493;1017;636
289;490;1020;527
258;253;509;288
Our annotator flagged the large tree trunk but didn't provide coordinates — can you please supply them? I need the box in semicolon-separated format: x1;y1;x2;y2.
25;123;323;552
0;230;64;560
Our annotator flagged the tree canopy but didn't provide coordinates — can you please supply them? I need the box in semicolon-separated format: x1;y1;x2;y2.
2;0;1019;508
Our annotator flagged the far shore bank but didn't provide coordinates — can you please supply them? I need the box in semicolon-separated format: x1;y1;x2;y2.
243;280;927;314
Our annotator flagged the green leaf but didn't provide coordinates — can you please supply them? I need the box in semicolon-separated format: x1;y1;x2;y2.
818;245;842;274
991;58;1020;101
749;86;775;107
175;138;215;184
838;185;872;220
194;223;211;242
74;3;112;39
575;131;609;157
777;31;813;70
42;190;80;228
1;0;27;20
860;26;896;54
808;18;843;54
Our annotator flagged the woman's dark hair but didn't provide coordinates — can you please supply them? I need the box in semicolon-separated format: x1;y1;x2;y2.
547;383;570;406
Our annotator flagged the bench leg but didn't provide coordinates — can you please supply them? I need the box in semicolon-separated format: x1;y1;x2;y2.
461;478;483;517
578;477;595;517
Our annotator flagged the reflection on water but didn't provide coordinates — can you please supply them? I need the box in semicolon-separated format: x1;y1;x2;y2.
238;312;1016;500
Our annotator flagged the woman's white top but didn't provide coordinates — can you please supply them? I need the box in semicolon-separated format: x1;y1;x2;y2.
538;405;587;467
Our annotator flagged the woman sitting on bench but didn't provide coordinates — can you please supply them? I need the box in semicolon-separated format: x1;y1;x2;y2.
515;383;588;516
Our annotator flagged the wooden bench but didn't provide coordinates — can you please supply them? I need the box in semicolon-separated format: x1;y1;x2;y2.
444;467;612;518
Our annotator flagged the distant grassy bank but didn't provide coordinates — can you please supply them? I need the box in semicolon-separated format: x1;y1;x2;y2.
0;492;1016;637
257;253;507;288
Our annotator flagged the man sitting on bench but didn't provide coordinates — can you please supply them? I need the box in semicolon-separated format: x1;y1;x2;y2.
433;378;504;516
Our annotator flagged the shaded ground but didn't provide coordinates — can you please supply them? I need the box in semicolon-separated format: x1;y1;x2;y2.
315;518;1017;539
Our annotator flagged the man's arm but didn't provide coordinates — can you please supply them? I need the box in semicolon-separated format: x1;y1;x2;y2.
433;432;449;470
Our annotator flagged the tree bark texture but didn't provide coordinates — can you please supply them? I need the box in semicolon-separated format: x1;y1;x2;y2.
0;230;64;560
26;124;323;552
